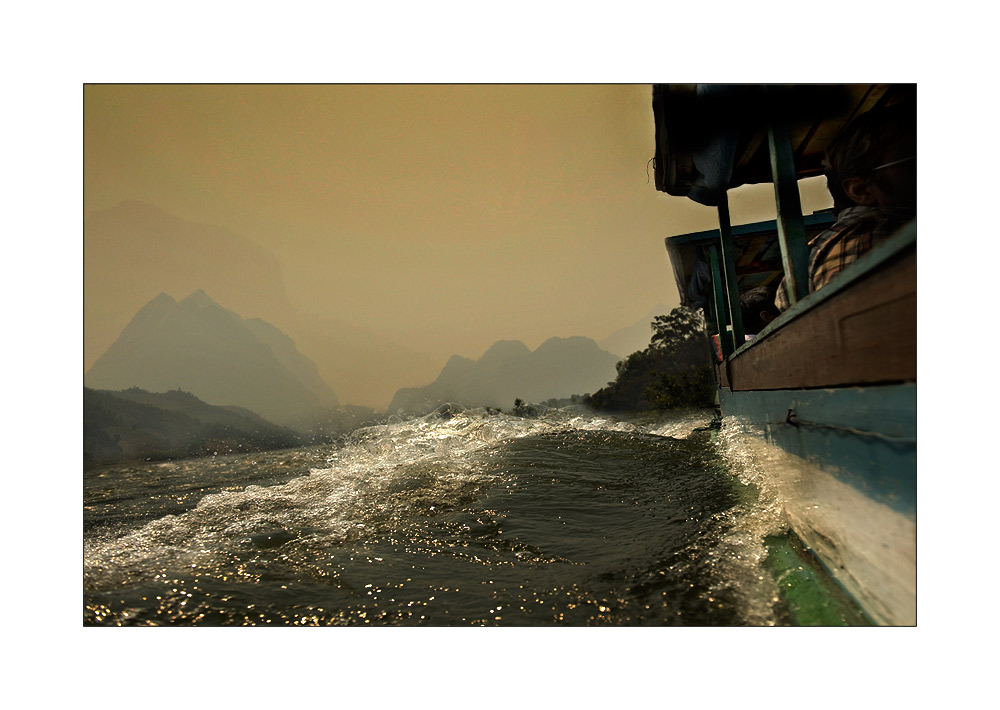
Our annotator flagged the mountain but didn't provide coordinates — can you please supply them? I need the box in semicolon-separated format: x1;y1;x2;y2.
84;201;438;409
84;201;294;371
84;387;304;465
84;290;339;431
386;336;620;416
598;303;673;358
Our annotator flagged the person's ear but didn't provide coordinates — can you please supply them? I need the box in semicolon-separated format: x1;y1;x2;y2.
841;175;877;206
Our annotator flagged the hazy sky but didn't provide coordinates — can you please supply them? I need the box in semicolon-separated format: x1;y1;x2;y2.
84;83;834;405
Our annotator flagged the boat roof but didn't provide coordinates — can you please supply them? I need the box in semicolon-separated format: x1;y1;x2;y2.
652;84;916;206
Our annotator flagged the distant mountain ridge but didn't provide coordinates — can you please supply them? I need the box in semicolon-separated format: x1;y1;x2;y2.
84;290;339;431
84;200;439;409
84;201;293;369
84;387;303;465
387;336;620;416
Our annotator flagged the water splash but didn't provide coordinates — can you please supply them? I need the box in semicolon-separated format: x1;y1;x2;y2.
83;406;805;626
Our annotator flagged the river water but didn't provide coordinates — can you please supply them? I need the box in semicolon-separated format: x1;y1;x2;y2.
83;405;866;626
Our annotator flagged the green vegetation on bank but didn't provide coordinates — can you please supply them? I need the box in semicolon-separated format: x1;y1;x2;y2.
585;307;716;412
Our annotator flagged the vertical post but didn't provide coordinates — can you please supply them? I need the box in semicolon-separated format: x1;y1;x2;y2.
768;121;810;305
717;193;744;346
700;248;720;336
708;243;733;358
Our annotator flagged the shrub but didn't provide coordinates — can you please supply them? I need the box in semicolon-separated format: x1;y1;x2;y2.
586;306;715;412
643;364;716;410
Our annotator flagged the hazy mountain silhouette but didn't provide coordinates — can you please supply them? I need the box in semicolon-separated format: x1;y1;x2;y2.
84;290;339;430
84;201;294;369
598;303;672;358
386;336;620;416
84;201;438;409
84;387;303;465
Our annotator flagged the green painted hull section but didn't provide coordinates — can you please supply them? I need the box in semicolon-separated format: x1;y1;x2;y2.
719;446;875;625
719;384;916;517
764;533;872;626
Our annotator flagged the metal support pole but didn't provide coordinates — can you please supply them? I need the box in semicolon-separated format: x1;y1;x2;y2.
768;121;810;305
708;243;732;359
717;193;744;346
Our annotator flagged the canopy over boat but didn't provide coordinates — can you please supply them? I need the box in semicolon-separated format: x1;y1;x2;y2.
656;83;916;348
652;84;916;206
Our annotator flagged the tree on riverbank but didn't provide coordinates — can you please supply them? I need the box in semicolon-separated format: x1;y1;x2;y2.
585;307;715;412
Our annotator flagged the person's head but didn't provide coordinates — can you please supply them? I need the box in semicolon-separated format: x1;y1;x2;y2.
740;286;779;334
824;102;917;213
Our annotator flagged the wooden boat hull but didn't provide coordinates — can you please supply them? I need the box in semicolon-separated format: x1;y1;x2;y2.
670;222;917;624
715;226;916;625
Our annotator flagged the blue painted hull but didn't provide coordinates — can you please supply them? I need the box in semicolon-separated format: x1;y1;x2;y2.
721;384;916;516
719;384;916;625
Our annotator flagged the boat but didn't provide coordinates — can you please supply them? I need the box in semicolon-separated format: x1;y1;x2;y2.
653;84;916;625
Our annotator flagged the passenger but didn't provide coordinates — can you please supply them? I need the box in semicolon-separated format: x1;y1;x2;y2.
775;102;916;311
740;286;779;339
